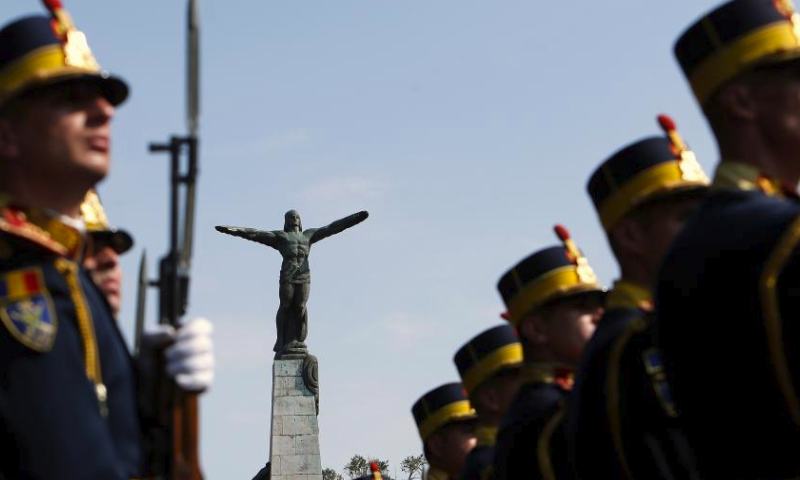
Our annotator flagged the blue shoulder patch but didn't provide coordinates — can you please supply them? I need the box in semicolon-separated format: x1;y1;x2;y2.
0;268;57;352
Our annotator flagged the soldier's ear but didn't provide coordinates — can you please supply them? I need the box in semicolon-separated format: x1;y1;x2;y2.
518;313;548;345
0;118;20;159
715;81;758;122
608;216;646;259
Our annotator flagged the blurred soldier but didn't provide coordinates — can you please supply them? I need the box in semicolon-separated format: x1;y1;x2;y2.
0;6;212;479
412;383;478;480
565;116;708;480
493;226;604;480
656;0;800;477
454;324;523;480
353;462;385;480
81;190;133;317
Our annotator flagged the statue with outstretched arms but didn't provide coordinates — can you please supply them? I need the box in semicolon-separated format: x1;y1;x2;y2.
216;209;368;357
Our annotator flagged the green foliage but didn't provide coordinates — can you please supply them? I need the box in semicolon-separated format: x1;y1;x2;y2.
323;467;344;480
400;454;427;480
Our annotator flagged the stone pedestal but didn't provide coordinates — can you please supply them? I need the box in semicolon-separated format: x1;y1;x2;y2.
270;359;322;480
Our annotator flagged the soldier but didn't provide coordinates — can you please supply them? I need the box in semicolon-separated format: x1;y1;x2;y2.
412;383;478;480
492;226;604;480
454;324;523;480
564;116;708;480
656;0;800;477
353;462;385;480
0;5;213;479
80;190;133;317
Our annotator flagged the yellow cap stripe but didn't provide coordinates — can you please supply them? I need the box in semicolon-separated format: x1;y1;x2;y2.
0;44;98;105
418;400;475;441
598;160;706;230
690;21;800;104
462;342;523;394
506;265;601;325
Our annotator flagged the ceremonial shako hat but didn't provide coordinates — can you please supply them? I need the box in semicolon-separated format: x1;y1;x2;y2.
587;115;709;231
675;0;800;104
0;1;128;108
454;324;523;396
498;225;602;326
353;463;384;480
80;190;133;255
412;383;477;441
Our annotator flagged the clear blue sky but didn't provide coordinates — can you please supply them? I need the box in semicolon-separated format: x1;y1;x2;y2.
0;1;723;479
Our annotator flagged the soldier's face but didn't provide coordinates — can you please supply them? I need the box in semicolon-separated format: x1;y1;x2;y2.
529;293;603;365
0;80;115;185
83;244;123;316
427;422;477;475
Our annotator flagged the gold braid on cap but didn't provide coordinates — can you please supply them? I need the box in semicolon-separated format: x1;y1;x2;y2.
775;0;800;40
80;189;110;232
657;114;708;183
553;224;597;284
41;0;100;70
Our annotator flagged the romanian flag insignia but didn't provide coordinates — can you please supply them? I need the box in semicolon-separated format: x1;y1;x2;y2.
0;268;57;352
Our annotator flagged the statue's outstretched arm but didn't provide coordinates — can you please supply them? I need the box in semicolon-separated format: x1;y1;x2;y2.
215;225;280;248
308;210;369;244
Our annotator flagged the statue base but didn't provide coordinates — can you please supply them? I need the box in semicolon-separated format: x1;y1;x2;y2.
276;342;309;360
269;358;322;480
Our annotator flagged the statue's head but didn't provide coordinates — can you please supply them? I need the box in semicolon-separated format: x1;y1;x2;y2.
284;210;302;232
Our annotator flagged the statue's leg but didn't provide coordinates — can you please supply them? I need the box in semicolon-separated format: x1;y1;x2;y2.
276;282;294;352
296;282;310;343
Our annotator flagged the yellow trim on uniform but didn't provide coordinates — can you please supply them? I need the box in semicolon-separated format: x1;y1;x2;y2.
605;280;653;312
599;160;708;230
690;21;800;104
462;343;523;394
759;214;800;428
475;426;498;447
55;258;108;416
507;266;601;325
711;161;785;198
536;406;565;480
418;400;476;441
606;317;648;480
520;362;574;387
425;467;450;480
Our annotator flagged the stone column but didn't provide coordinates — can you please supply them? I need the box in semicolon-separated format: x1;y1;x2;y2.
270;358;322;480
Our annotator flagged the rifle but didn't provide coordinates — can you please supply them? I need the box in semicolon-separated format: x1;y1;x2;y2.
136;0;202;478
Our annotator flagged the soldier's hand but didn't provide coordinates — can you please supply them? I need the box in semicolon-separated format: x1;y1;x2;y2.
164;317;215;392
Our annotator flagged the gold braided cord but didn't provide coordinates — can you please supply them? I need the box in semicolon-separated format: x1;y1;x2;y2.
54;259;102;384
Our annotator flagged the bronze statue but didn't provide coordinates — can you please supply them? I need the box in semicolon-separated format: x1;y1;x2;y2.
216;210;368;357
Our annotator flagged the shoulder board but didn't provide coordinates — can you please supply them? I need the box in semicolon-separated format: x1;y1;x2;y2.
0;206;76;256
0;266;58;352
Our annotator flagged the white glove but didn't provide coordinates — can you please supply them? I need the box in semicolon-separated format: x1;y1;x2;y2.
141;317;215;392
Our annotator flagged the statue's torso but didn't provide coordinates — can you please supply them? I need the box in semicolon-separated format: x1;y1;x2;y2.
278;231;311;283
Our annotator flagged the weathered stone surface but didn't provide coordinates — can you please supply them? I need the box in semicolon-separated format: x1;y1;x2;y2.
282;415;319;435
271;359;322;479
281;454;321;474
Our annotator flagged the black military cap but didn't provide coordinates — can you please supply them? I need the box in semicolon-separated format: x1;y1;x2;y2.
81;190;133;255
0;6;128;108
412;383;477;442
498;225;603;326
454;324;523;396
675;0;800;104
587;115;709;231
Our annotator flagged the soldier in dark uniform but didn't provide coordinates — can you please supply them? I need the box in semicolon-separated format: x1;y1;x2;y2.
454;325;523;480
0;5;213;479
81;190;133;317
493;226;604;480
656;0;800;477
412;383;478;480
564;116;708;480
353;462;386;480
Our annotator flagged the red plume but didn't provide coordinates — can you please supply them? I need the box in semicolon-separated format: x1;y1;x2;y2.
500;311;510;321
41;0;64;11
554;224;570;242
657;114;676;133
370;462;379;472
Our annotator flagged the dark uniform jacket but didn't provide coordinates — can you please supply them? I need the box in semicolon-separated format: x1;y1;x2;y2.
493;362;573;480
0;202;142;480
460;426;496;480
425;466;453;480
565;281;698;480
656;161;800;479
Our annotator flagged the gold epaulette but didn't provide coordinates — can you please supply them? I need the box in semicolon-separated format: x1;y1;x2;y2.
0;205;83;258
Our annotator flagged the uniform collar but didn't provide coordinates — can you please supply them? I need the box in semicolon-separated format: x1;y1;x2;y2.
521;362;574;391
475;425;498;447
425;466;451;480
0;195;86;260
605;280;654;312
711;161;799;200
